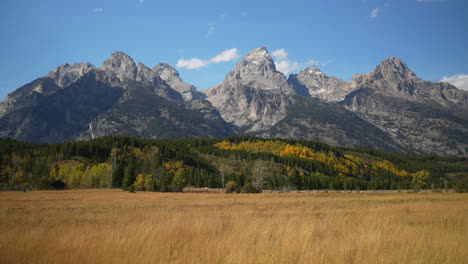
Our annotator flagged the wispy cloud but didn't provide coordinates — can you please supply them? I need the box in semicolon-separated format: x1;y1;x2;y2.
177;48;240;70
272;49;320;75
218;13;227;20
176;58;209;70
307;59;322;66
210;48;239;63
241;11;248;17
440;74;468;90
93;8;104;13
136;0;144;8
369;8;380;19
206;23;215;38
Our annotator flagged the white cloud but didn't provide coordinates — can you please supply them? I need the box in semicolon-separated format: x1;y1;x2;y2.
177;48;240;70
176;49;185;54
139;0;144;4
210;48;239;63
272;49;320;76
275;61;300;76
272;49;288;60
93;8;104;12
440;74;468;90
206;23;215;38
370;8;380;19
176;58;209;70
241;11;248;17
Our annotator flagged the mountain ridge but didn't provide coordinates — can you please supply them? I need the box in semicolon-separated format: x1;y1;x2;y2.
0;47;466;156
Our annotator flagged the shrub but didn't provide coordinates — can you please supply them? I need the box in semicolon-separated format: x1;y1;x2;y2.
128;185;136;193
171;169;187;192
454;176;468;193
225;181;237;193
240;183;261;193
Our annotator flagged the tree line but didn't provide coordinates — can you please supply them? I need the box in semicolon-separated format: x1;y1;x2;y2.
0;136;467;192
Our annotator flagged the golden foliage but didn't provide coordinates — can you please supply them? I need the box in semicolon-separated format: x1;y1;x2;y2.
215;140;426;179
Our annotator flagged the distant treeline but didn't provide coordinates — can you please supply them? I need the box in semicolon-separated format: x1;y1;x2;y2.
0;136;467;192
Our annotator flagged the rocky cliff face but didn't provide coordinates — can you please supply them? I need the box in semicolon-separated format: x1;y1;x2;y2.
349;57;467;107
202;47;294;131
343;58;468;156
100;51;137;83
153;63;203;101
288;65;353;102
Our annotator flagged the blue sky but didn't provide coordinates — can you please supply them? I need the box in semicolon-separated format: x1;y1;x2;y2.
0;0;467;100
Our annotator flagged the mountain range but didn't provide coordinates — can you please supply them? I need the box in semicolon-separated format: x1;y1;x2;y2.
0;47;466;156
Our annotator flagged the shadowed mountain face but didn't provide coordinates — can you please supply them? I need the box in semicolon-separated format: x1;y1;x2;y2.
0;48;467;156
0;52;235;143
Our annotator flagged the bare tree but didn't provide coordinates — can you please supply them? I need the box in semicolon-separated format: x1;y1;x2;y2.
252;160;267;190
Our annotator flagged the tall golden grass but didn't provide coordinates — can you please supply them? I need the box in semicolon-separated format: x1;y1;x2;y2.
0;190;467;263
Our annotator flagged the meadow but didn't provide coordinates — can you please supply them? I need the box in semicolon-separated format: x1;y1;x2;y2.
0;190;467;264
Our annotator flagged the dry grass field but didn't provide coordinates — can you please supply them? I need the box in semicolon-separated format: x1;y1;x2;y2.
0;190;467;264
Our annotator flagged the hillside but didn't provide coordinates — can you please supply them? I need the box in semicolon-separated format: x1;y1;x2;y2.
1;136;467;192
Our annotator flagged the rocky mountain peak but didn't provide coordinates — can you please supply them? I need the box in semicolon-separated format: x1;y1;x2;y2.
154;63;199;101
231;46;277;79
305;64;323;75
101;51;137;81
374;57;418;80
154;63;180;80
289;64;352;102
214;46;294;95
47;62;95;88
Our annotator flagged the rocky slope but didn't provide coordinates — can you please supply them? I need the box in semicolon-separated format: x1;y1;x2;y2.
153;63;203;101
288;65;354;102
258;96;402;152
342;58;468;156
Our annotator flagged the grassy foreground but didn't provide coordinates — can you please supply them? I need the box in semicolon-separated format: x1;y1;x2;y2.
0;190;467;264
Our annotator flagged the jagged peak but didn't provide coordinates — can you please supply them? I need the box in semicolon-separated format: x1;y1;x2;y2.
375;57;416;77
249;46;268;54
137;62;151;71
382;56;403;64
45;62;95;88
108;51;133;60
48;62;94;75
243;46;271;62
232;46;277;78
101;51;135;67
154;62;180;78
154;62;174;69
304;64;324;75
100;51;137;80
